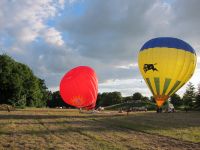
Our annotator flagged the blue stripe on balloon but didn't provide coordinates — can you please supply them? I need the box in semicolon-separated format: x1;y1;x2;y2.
140;37;195;54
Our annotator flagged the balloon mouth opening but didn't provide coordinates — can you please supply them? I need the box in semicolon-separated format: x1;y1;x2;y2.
155;95;169;107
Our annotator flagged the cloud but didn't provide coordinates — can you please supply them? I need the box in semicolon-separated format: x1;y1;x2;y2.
43;27;64;46
60;0;154;63
115;63;138;69
197;57;200;64
0;0;65;50
0;0;80;90
99;79;151;96
0;0;200;97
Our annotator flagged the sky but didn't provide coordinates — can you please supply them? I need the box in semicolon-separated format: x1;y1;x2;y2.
0;0;199;97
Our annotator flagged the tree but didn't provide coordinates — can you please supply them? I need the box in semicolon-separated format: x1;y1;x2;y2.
132;92;143;100
170;93;182;108
38;79;50;107
96;93;103;107
123;96;132;102
141;96;150;102
150;96;155;103
96;92;122;107
182;82;196;109
0;54;19;102
195;83;200;110
47;91;71;108
0;54;48;108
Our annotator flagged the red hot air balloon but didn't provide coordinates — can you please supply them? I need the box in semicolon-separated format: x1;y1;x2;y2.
60;66;98;109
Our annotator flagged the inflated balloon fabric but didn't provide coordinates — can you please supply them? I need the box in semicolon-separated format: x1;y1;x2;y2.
138;37;196;107
60;66;98;109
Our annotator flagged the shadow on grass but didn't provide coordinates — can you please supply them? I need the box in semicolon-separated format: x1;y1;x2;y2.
0;111;200;150
0;111;200;135
0;113;124;120
0;117;200;146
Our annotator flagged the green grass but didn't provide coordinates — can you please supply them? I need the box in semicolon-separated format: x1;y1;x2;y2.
97;111;200;143
0;108;199;149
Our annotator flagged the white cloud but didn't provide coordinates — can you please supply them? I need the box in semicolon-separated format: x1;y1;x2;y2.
197;56;200;63
99;78;151;96
115;63;138;69
58;0;66;8
0;0;65;47
43;27;64;46
145;1;173;34
1;0;200;97
19;27;40;43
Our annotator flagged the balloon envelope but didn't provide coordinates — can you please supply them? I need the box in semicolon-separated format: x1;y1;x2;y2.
60;66;98;109
85;102;96;110
138;37;196;107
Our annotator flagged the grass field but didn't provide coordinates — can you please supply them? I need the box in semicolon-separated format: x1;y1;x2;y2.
0;109;200;150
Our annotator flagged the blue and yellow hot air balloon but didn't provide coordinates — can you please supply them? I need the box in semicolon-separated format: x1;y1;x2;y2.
138;37;197;107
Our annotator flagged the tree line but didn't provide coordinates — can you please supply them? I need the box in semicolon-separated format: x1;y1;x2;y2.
0;54;50;108
0;54;200;110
